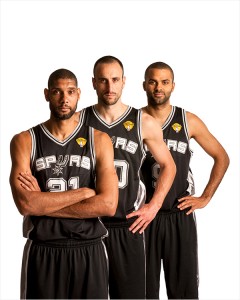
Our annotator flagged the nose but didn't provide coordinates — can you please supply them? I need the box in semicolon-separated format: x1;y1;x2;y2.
60;91;69;103
106;81;114;93
155;83;163;91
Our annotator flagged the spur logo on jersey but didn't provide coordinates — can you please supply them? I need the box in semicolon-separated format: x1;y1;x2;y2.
111;136;138;154
172;123;182;133
123;120;134;131
76;137;87;147
36;154;90;174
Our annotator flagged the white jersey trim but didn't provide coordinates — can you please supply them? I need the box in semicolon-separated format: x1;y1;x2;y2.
39;120;83;147
91;105;133;128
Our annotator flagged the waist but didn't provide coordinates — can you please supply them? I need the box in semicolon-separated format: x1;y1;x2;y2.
101;216;137;228
31;237;103;248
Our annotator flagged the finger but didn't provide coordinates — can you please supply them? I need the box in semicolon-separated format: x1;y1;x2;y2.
20;182;31;191
18;175;33;187
131;223;142;234
129;217;144;232
186;207;194;215
139;221;150;234
126;211;138;219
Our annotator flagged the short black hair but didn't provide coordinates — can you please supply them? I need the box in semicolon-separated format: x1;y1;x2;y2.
48;68;78;89
145;62;174;82
93;55;124;77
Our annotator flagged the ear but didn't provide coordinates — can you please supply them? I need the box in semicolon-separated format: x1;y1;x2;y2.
122;76;126;88
92;77;96;90
142;81;146;91
172;82;175;92
44;88;49;102
77;88;81;101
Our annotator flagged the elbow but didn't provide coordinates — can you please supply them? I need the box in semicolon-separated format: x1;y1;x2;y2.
14;194;41;217
15;201;32;217
105;192;118;217
225;154;230;169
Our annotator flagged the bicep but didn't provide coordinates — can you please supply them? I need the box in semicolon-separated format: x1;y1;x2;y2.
142;116;172;167
10;132;32;194
94;132;118;195
188;113;226;159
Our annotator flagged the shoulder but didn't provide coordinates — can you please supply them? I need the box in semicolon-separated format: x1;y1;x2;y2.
93;129;114;161
141;109;161;131
140;110;162;140
10;130;32;158
93;129;112;145
185;111;210;138
11;130;31;146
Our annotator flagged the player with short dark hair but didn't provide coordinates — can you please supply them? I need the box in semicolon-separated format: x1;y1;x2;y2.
9;68;118;299
80;55;176;299
141;62;230;299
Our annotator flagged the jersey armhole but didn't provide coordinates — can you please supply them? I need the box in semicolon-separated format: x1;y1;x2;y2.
182;109;194;155
89;126;97;186
137;109;147;158
29;128;36;170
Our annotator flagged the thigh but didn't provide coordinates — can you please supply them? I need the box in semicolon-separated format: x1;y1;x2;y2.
24;242;70;299
163;212;199;299
104;226;146;299
145;215;163;299
70;240;108;299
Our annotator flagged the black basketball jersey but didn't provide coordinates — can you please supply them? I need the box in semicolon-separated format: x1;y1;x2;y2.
141;106;195;212
83;106;146;220
23;113;107;241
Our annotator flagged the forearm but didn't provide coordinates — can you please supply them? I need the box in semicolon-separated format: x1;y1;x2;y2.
201;155;229;201
150;164;176;210
15;187;95;216
48;194;117;218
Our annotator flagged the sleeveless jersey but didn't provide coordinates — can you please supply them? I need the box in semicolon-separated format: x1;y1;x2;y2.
83;106;146;221
23;113;107;241
141;106;195;212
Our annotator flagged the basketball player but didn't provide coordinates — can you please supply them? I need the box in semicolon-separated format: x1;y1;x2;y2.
78;56;176;299
140;62;230;299
9;69;118;299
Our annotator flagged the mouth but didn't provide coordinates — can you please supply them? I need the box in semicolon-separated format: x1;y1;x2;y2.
59;107;70;112
104;93;116;97
154;92;165;97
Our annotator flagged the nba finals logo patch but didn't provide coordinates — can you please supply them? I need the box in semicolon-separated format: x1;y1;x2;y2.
76;137;87;147
172;123;182;133
123;121;134;131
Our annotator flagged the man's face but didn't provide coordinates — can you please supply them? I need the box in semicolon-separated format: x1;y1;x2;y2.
143;68;175;106
92;62;125;106
44;78;80;120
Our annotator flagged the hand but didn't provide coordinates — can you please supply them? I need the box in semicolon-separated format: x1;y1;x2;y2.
126;203;159;234
177;195;209;215
18;172;41;191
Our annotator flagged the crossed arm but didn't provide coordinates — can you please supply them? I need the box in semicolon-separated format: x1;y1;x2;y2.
10;129;118;218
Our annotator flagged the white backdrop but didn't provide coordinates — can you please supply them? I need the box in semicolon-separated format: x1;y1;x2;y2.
1;1;239;299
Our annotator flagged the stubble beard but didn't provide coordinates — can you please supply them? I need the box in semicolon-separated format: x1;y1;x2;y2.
148;94;169;107
99;94;120;106
50;104;77;120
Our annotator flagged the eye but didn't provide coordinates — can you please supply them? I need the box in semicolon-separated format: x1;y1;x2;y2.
112;77;120;83
162;80;169;85
99;78;107;83
51;89;60;95
148;80;156;85
68;89;77;95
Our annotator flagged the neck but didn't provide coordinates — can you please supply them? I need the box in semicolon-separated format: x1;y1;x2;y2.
95;101;128;123
44;114;79;141
143;103;172;126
